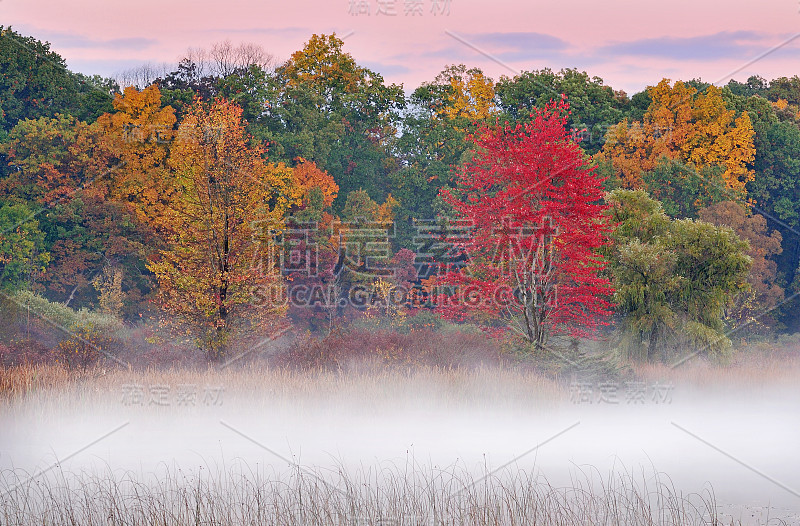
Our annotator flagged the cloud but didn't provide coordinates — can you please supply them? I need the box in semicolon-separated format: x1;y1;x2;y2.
467;31;569;53
204;27;310;36
13;25;157;51
361;61;411;77
467;32;570;63
383;31;571;78
598;31;773;61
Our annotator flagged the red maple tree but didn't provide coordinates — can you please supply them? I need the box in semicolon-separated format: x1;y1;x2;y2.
436;99;614;350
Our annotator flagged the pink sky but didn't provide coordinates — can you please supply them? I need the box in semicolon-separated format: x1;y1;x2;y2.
3;0;800;94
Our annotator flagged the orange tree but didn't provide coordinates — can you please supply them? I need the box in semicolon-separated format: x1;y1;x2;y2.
292;157;339;207
95;85;178;227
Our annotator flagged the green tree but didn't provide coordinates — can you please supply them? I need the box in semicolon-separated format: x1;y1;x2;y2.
726;76;768;98
0;27;113;137
698;201;784;329
0;202;49;290
766;76;800;105
495;68;627;154
390;67;492;247
261;34;405;208
626;90;652;122
641;157;728;218
724;89;800;330
606;189;751;362
158;44;273;125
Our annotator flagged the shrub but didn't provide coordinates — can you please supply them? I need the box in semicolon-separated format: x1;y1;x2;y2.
274;326;504;371
55;322;114;370
0;339;53;366
12;290;124;334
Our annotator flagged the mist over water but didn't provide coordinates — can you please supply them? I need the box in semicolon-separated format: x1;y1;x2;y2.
2;364;799;525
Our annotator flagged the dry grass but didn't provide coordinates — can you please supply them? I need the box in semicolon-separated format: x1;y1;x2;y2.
0;461;728;526
3;336;799;407
631;339;800;392
0;363;83;400
0;362;567;418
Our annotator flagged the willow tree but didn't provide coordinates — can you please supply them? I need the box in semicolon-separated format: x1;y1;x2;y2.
606;189;751;362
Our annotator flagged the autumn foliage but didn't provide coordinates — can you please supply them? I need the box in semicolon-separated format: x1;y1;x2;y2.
2;27;797;366
597;79;755;196
292;157;339;207
437;100;614;349
95;85;177;225
148;98;300;358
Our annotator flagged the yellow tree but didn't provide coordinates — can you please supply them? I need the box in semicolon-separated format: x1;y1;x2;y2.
433;65;497;122
149;98;300;358
683;85;755;194
280;33;367;93
597;79;755;196
95;85;177;226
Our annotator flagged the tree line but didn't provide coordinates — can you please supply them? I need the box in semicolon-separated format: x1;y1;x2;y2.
1;27;798;363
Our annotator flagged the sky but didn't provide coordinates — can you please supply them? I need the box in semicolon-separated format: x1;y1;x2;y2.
3;0;800;94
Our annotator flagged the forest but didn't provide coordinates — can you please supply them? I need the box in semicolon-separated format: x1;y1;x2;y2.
3;23;800;526
1;26;799;370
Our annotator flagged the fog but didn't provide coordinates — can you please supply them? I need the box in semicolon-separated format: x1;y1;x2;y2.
1;367;799;525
